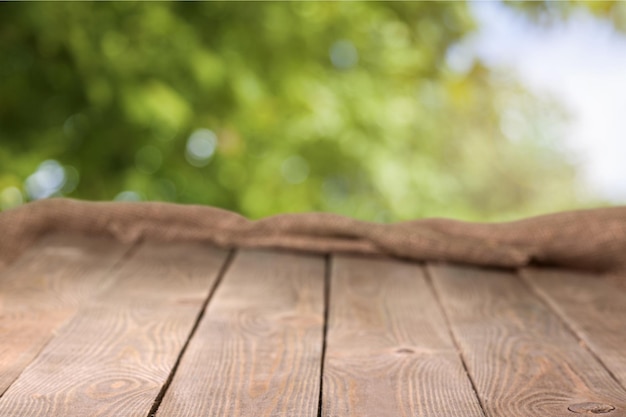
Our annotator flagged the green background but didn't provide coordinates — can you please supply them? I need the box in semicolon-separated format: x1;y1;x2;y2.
1;2;622;222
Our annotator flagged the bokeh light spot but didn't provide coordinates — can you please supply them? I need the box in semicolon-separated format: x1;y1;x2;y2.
186;129;218;167
114;191;142;202
329;40;359;70
281;155;310;184
24;160;66;200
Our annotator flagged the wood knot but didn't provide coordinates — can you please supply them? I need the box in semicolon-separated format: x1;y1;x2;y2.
568;402;616;414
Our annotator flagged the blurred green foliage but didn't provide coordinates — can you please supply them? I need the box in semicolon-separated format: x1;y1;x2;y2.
0;2;616;221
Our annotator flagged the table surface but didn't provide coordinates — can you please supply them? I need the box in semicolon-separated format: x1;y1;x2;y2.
0;233;625;417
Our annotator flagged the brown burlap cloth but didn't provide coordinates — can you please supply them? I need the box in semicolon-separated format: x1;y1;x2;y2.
1;198;625;282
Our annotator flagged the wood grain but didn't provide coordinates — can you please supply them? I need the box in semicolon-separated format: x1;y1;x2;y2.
0;242;229;417
0;233;131;396
429;263;626;417
522;268;626;389
156;249;325;417
322;255;484;417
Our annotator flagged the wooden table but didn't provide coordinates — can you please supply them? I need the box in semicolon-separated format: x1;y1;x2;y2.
1;234;625;416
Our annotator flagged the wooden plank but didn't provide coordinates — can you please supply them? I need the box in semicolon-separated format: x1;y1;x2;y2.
429;264;626;417
322;255;484;417
156;249;325;417
0;233;131;396
522;268;626;389
0;242;229;417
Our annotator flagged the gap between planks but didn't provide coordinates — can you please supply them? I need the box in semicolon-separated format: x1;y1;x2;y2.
316;255;331;417
428;263;626;417
154;249;326;417
0;233;141;398
321;256;484;417
423;263;488;417
0;240;231;417
6;240;624;417
520;268;626;392
146;249;236;417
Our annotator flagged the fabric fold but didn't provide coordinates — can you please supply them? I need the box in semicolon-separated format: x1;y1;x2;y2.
1;198;624;280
